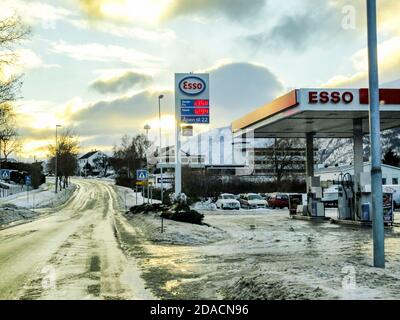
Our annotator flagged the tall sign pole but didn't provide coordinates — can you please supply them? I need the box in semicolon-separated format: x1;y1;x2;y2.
367;0;385;268
174;73;210;196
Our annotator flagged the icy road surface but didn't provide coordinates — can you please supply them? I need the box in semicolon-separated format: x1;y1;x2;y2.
0;179;153;300
122;207;400;300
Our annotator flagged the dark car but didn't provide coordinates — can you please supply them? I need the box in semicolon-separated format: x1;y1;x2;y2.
267;193;289;209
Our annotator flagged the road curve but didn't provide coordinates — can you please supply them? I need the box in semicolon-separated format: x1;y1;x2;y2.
0;178;153;300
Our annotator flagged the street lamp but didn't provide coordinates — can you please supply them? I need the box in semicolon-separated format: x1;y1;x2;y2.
144;124;151;140
158;94;164;204
55;125;62;194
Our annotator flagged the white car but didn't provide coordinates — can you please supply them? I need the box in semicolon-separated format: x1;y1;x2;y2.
216;194;240;210
239;193;268;209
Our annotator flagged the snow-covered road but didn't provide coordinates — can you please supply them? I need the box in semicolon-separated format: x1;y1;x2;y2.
0;179;153;300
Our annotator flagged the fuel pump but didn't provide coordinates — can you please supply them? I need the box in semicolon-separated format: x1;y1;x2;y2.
306;176;325;217
336;173;355;220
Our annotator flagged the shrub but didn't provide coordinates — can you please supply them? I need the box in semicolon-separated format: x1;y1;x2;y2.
161;209;204;225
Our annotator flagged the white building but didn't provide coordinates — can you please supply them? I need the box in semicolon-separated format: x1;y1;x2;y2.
316;162;400;186
78;150;108;176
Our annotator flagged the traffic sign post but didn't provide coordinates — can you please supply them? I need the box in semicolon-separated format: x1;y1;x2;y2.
136;169;149;181
0;169;10;180
175;73;210;196
25;176;32;204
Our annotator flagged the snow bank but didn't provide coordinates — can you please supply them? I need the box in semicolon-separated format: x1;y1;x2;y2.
123;212;226;246
0;182;76;209
0;204;39;227
0;182;77;228
224;274;327;300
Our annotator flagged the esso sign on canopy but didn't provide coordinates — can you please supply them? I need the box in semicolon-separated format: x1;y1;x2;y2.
179;76;206;96
308;91;354;104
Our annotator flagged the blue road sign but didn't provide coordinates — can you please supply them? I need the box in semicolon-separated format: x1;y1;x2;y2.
0;169;10;180
25;175;32;186
136;170;149;181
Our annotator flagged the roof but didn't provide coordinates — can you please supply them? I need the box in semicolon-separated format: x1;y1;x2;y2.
316;162;400;174
79;151;99;160
232;88;400;138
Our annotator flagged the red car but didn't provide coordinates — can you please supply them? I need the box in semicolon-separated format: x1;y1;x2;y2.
267;193;289;209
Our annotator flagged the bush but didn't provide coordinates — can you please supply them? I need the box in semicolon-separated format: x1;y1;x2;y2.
115;176;135;188
161;209;204;225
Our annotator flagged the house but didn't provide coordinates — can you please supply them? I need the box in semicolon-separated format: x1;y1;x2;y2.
316;162;400;186
78;150;108;176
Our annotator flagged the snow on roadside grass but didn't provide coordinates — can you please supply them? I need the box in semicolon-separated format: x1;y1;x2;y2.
0;182;77;228
114;185;226;246
123;212;226;246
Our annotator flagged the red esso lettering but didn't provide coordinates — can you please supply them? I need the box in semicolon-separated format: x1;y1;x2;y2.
309;91;354;104
183;81;203;91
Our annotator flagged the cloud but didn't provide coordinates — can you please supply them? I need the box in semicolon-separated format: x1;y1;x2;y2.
90;71;152;94
69;19;176;44
77;0;267;23
0;49;59;80
163;0;267;21
17;62;283;156
244;1;354;52
50;40;164;69
0;0;73;25
208;62;285;123
70;89;174;137
323;36;400;88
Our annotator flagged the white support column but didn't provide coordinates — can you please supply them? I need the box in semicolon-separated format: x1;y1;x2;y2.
306;132;315;193
353;118;364;220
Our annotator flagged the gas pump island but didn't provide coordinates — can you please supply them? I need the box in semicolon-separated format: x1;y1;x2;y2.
232;88;400;224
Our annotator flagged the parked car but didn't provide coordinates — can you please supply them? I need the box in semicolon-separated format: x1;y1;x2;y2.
216;193;240;210
239;193;268;209
267;193;289;209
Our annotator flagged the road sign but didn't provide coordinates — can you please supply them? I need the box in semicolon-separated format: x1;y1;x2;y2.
136;169;149;181
182;126;193;137
0;169;10;180
25;175;32;186
157;177;174;184
175;74;210;125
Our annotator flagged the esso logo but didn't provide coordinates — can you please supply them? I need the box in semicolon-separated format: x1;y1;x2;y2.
309;91;354;104
179;76;206;96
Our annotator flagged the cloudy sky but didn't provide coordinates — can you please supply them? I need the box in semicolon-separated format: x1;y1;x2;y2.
1;0;400;160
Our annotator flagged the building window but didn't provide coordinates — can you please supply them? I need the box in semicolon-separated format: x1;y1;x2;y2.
382;178;387;185
393;178;399;185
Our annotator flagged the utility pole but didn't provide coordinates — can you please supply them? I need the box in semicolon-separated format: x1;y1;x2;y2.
55;125;62;194
158;94;164;204
367;0;385;268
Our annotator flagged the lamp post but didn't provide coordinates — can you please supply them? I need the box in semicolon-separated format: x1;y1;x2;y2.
143;124;151;204
55;125;62;194
158;94;164;204
366;0;385;268
144;124;151;140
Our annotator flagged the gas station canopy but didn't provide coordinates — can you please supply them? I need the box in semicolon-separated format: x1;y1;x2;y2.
232;88;400;138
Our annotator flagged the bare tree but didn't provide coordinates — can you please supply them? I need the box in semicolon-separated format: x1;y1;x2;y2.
47;129;80;191
266;138;305;185
0;15;31;104
0;103;21;163
111;134;151;178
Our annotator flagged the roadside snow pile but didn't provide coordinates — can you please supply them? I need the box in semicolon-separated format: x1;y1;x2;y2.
193;200;217;211
127;203;205;225
0;203;39;227
223;274;328;300
0;183;76;209
124;212;226;246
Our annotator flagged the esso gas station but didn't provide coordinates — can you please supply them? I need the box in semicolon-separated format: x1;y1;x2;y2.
231;88;400;224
